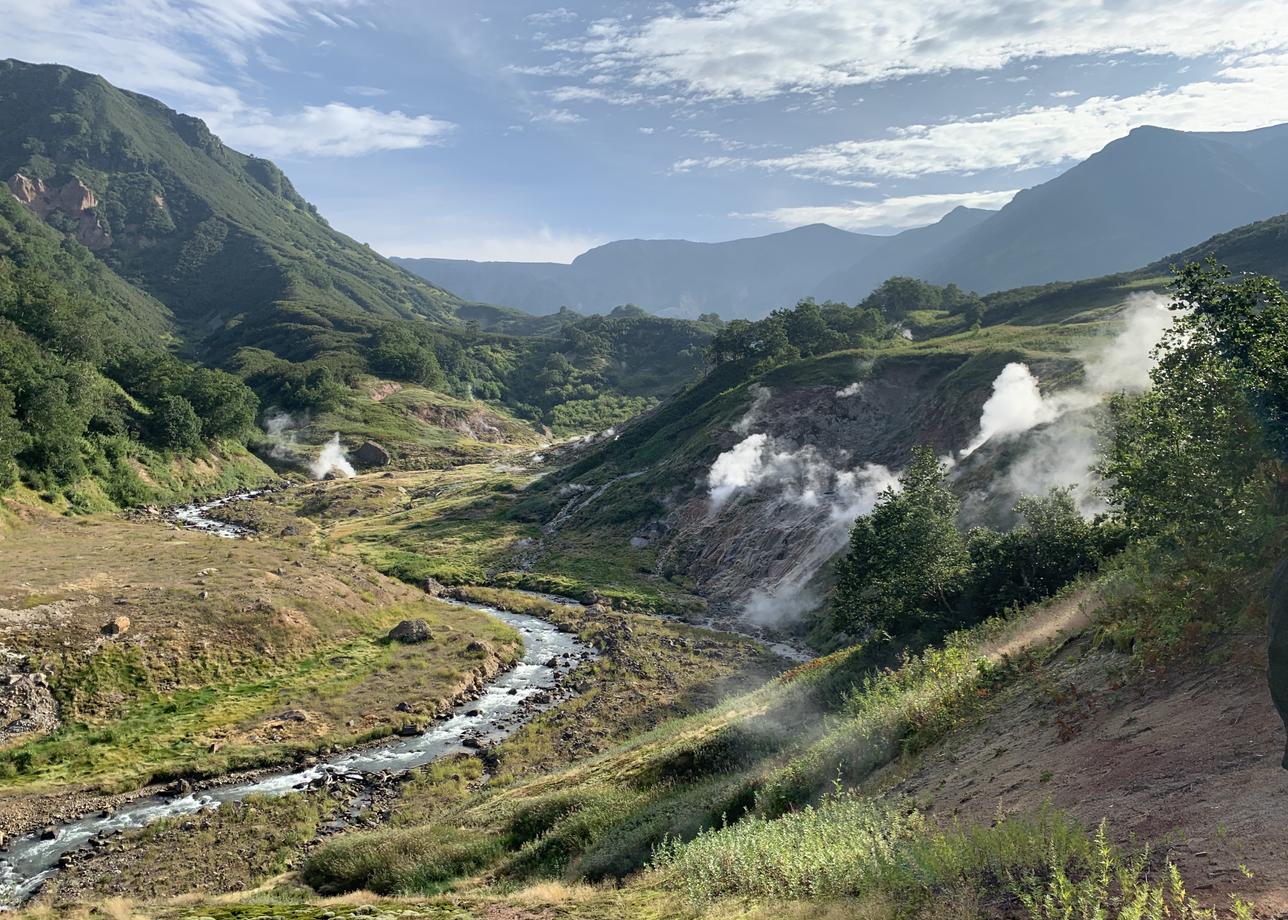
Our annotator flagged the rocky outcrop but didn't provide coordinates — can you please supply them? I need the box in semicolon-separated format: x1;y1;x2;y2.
101;616;131;636
1269;560;1288;769
387;619;433;644
7;173;111;250
0;654;59;744
413;405;510;443
352;441;391;468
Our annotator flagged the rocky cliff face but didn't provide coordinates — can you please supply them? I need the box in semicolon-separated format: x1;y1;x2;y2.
654;360;988;621
7;173;111;250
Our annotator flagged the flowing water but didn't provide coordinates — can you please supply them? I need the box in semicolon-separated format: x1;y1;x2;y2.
170;489;268;538
0;493;593;905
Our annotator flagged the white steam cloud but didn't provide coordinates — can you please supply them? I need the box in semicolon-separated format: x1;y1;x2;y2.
961;363;1059;458
734;384;772;435
707;388;897;623
835;381;864;398
962;293;1174;512
263;410;302;463
739;460;898;625
308;433;356;480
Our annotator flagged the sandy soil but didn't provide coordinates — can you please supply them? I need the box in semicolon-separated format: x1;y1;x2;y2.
881;626;1288;914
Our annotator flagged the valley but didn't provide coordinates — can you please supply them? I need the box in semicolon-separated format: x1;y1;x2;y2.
0;51;1286;920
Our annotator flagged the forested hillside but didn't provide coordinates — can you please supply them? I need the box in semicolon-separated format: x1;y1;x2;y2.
0;194;267;509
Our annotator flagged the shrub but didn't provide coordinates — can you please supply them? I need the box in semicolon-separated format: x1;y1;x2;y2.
301;823;503;895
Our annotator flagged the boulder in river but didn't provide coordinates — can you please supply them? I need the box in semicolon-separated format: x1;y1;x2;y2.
388;619;434;644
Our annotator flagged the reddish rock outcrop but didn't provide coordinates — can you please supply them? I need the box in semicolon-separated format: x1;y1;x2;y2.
7;173;112;250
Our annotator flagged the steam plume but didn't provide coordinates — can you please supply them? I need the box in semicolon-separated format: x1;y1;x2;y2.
961;363;1059;458
706;388;898;623
263;410;301;462
309;433;356;480
962;293;1174;513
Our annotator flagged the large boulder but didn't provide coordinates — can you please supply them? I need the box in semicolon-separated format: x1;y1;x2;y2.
352;441;391;468
1269;560;1288;769
388;619;434;644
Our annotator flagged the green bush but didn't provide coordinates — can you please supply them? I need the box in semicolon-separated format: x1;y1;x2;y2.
301;823;504;895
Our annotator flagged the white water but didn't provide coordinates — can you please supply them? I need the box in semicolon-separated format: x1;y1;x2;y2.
0;494;592;905
170;490;267;538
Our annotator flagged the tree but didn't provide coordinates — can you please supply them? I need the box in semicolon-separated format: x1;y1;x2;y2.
965;489;1110;614
832;447;969;635
369;326;447;389
21;377;87;484
781;300;832;356
149;394;203;453
1101;263;1287;544
0;387;20;490
185;367;258;440
860;277;944;319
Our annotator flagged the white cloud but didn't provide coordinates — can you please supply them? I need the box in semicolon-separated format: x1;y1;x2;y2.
560;0;1288;101
526;7;579;25
530;107;586;125
381;226;603;263
747;57;1288;179
735;189;1018;230
205;103;454;158
0;0;452;160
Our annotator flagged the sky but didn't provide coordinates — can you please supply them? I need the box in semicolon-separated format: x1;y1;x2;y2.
3;0;1288;262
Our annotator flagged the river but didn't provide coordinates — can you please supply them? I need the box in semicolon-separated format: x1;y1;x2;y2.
0;492;593;905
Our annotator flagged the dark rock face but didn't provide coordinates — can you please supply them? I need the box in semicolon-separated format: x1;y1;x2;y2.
387;619;434;644
1270;560;1288;769
352;441;391;467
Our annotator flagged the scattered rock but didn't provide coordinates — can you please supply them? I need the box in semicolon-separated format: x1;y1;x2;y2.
101;615;131;636
40;825;57;840
466;640;492;655
387;619;434;644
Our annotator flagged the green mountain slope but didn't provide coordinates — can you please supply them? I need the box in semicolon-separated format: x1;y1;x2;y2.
0;193;269;508
0;59;462;361
1146;210;1288;281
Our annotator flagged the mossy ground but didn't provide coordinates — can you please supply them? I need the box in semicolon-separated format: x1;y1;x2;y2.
0;507;520;803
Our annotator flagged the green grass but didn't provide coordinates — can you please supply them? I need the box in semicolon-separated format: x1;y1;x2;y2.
651;796;1248;919
303;823;507;895
0;600;520;793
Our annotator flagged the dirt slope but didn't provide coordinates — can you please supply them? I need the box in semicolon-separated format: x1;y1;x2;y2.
879;623;1287;913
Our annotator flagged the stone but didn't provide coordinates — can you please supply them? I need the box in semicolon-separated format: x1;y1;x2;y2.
352;440;391;468
102;616;131;636
465;640;492;655
1269;559;1288;769
387;619;434;644
40;826;57;840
